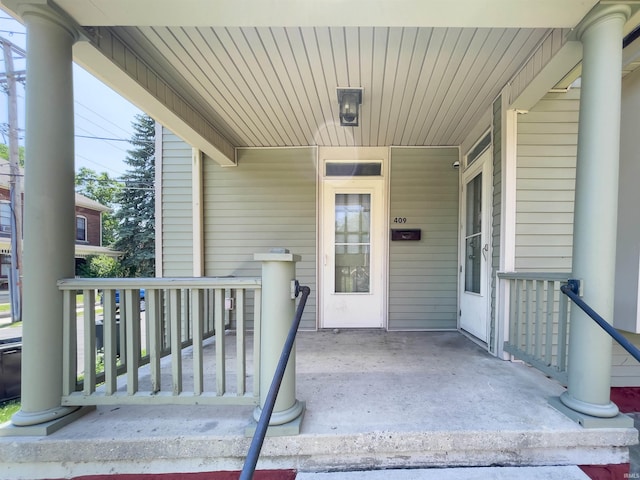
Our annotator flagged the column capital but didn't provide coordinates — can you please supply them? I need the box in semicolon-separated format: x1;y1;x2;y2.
6;0;79;41
575;3;631;41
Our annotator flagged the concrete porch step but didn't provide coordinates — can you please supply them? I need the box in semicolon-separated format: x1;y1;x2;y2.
297;466;591;479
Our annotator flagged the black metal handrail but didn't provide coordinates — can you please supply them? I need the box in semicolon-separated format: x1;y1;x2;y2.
561;279;640;363
239;283;311;480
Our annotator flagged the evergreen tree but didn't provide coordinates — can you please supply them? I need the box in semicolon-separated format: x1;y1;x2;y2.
75;166;121;246
114;114;155;277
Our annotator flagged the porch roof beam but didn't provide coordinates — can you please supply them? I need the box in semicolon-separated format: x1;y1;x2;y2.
73;28;236;166
52;0;599;28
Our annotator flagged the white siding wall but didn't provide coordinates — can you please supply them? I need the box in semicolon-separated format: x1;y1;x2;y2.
611;66;640;384
161;129;194;276
515;89;579;272
203;147;317;330
513;86;640;386
388;147;459;330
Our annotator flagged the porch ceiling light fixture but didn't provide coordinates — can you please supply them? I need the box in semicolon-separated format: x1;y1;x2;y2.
337;87;363;127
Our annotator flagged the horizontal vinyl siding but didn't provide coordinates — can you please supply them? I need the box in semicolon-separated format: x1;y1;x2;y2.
389;147;459;330
162;129;193;276
515;89;578;272
203;147;317;330
612;68;640;384
612;333;640;387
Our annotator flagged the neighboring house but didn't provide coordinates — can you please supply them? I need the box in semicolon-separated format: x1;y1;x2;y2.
2;0;640;465
0;159;118;284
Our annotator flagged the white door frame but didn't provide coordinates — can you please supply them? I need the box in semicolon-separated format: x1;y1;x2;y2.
458;148;492;344
318;147;389;330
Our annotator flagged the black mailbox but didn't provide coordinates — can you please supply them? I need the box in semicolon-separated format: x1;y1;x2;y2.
391;229;421;241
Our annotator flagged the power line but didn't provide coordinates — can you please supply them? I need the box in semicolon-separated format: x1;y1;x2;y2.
74;100;134;138
75;133;153;144
75;152;124;177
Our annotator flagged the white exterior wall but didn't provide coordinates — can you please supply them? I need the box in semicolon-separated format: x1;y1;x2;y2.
515;89;579;272
388;147;459;330
203;147;317;330
511;85;640;386
161;128;194;276
611;66;640;385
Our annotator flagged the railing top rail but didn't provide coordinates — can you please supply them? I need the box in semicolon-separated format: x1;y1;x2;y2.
498;271;571;281
57;276;262;290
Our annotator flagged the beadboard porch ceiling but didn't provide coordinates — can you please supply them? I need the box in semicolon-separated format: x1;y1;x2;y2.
20;0;612;149
111;25;555;148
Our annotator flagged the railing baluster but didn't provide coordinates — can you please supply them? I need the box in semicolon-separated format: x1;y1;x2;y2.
525;280;533;355
192;288;204;395
236;289;246;396
534;280;543;360
544;280;555;367
62;290;76;396
124;289;141;395
558;283;569;372
215;288;226;395
181;288;190;343
103;289;118;395
169;288;183;396
147;289;162;393
253;288;262;397
509;279;517;348
83;289;97;395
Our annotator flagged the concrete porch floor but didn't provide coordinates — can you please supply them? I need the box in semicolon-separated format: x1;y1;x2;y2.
0;330;637;479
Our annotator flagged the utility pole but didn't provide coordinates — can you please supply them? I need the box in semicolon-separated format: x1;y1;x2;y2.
1;37;26;323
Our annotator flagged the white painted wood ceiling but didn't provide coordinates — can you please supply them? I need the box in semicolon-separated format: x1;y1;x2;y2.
114;26;551;148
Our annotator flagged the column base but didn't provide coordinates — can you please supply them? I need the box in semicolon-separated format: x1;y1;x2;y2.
0;406;95;437
560;391;619;417
550;396;633;428
247;401;305;437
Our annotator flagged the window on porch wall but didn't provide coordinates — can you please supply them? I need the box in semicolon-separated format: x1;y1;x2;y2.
465;174;482;294
76;215;87;242
0;201;11;234
335;193;371;293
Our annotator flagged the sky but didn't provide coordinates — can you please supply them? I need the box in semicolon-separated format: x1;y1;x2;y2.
0;14;143;179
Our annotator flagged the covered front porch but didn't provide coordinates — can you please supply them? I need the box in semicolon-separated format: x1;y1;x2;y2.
0;330;635;478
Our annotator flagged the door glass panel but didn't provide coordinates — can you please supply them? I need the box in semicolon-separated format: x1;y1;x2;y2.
335;193;371;293
465;174;482;293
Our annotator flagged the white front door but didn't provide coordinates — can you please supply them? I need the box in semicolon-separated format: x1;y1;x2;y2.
459;150;491;342
321;178;385;328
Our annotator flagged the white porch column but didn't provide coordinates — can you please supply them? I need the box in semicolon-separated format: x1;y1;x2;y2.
11;5;78;428
253;249;304;431
560;5;631;419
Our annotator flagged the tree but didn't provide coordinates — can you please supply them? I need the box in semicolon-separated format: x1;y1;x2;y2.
76;254;122;278
114;114;155;277
0;143;25;166
75;167;121;246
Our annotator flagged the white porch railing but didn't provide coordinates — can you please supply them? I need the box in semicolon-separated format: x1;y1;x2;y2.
58;277;261;406
498;272;571;384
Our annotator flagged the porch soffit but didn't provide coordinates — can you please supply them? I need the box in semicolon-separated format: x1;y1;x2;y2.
104;25;551;148
9;0;628;151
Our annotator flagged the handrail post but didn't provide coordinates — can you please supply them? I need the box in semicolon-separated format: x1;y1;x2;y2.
253;248;304;427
